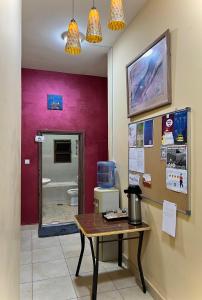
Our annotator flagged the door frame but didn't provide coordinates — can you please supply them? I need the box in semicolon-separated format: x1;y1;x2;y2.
38;130;85;227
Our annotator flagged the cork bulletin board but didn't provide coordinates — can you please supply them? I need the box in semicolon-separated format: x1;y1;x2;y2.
128;108;191;215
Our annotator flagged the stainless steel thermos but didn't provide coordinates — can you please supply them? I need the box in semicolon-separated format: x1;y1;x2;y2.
124;185;142;225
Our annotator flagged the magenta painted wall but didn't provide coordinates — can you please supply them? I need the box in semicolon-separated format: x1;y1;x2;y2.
21;68;108;225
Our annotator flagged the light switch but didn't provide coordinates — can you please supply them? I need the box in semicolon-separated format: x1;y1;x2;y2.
25;159;30;165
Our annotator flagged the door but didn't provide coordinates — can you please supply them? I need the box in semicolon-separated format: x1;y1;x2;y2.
38;131;84;227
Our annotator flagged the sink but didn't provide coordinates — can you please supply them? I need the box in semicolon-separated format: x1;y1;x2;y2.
42;178;51;185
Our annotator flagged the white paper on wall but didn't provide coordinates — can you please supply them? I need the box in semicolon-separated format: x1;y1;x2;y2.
162;200;177;237
129;148;144;173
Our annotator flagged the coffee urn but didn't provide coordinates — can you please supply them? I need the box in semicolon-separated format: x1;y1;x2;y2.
124;185;142;225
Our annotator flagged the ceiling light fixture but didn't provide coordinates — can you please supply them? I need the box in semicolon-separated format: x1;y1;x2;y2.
86;0;102;43
65;0;81;55
108;0;125;31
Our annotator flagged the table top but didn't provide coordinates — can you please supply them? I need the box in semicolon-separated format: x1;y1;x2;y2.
74;213;150;237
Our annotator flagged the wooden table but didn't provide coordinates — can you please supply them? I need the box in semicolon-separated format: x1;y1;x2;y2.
74;213;150;300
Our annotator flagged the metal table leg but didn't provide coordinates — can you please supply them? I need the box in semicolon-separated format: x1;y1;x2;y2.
88;237;96;268
118;234;123;267
137;231;146;293
92;237;99;300
75;230;85;277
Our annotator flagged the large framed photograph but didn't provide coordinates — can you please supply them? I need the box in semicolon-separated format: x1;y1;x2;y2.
126;30;171;117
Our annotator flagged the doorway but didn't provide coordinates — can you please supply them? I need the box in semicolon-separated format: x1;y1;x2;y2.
38;131;84;231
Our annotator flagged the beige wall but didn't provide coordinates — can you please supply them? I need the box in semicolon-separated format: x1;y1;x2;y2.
108;0;202;299
0;0;21;299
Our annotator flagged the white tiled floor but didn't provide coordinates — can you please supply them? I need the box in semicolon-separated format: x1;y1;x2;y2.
21;225;154;300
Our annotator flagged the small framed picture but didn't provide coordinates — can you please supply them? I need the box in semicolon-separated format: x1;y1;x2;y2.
47;94;63;110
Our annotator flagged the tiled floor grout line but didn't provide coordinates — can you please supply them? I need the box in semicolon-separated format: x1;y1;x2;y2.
58;234;79;298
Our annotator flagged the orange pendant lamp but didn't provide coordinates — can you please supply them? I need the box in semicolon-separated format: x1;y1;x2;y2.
65;0;81;55
86;1;102;43
108;0;125;31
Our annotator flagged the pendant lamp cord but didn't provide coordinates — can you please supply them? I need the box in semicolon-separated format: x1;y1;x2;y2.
72;0;74;19
93;0;95;8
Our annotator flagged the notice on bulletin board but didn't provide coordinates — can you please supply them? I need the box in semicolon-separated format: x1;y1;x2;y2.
129;148;145;173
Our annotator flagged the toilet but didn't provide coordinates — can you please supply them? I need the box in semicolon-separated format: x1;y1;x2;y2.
67;189;78;206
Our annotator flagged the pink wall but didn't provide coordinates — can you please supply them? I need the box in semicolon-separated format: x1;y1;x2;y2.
21;68;108;225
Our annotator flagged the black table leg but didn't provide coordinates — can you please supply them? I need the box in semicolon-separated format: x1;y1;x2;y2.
137;231;146;293
88;237;95;268
75;230;85;277
92;237;99;300
118;234;123;267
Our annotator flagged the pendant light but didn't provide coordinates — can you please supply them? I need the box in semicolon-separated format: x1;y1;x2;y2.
65;0;81;55
86;0;102;43
108;0;125;31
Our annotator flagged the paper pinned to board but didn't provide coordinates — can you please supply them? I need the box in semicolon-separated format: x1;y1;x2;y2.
162;200;177;237
129;148;145;173
129;173;140;186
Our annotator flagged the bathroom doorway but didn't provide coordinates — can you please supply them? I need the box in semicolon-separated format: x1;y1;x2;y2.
38;131;84;229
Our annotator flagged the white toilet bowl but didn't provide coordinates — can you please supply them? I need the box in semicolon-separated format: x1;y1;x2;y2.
67;189;78;206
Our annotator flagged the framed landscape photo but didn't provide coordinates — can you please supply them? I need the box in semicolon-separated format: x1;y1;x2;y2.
126;30;171;117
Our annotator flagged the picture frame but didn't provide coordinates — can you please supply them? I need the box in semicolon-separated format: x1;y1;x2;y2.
47;94;63;110
126;30;171;117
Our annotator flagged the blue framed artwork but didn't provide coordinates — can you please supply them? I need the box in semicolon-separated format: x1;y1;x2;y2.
47;94;63;110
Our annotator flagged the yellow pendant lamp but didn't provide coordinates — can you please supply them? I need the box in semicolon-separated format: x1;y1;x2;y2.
86;1;102;43
65;19;81;55
65;0;81;55
108;0;125;31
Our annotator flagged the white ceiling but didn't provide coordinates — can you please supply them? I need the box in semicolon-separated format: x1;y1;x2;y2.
22;0;147;77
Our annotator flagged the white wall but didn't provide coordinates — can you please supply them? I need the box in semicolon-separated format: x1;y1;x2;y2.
42;134;78;182
0;0;21;299
108;0;202;299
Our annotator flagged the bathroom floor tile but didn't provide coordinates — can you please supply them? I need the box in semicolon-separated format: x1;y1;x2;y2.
71;272;116;297
62;240;91;259
108;269;138;290
118;286;153;300
33;276;76;300
21;230;32;240
21;236;32;251
32;229;39;239
21;250;32;265
66;255;105;275
33;259;68;281
32;236;60;250
78;290;123;300
101;260;123;272
20;264;32;284
32;246;64;263
20;283;32;300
